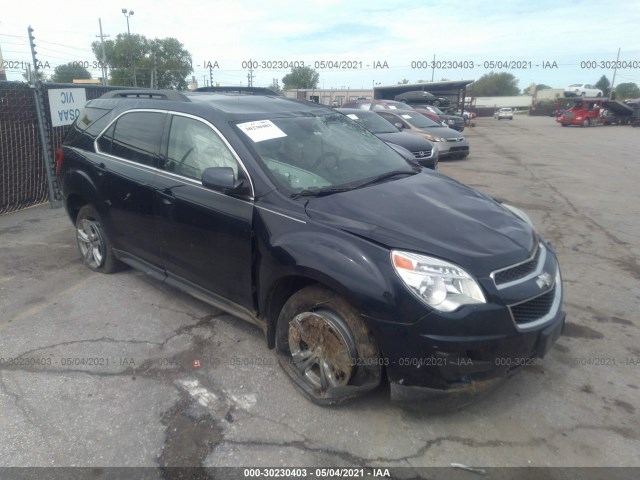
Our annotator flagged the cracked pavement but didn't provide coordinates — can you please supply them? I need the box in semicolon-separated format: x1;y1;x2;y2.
0;116;639;472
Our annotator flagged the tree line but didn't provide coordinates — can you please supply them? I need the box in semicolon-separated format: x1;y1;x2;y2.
27;33;640;99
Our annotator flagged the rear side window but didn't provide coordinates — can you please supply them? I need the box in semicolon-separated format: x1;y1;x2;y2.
97;111;165;167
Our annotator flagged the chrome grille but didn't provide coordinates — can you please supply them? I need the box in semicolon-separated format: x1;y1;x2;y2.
411;149;432;159
494;245;541;286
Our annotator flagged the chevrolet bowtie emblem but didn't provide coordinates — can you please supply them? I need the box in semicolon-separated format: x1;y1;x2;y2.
536;272;553;289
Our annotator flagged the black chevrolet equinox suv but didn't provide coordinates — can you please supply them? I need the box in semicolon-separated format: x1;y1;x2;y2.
58;89;565;405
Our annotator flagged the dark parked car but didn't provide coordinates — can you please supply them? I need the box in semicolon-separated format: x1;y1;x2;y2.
58;90;565;406
411;104;465;132
393;90;450;106
375;110;470;159
337;108;438;170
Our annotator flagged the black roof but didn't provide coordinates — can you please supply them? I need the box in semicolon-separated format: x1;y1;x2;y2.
185;92;331;116
194;86;281;96
95;88;332;118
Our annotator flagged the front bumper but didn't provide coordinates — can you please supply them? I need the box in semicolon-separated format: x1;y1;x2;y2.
365;242;565;402
387;312;565;405
438;140;469;159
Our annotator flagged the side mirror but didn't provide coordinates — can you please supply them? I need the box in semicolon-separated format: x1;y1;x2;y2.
394;122;404;130
201;167;244;192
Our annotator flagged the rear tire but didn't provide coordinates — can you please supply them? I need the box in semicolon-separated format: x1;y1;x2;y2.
75;205;125;273
275;285;381;405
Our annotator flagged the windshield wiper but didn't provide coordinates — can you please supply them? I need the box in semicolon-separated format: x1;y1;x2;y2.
290;187;354;200
354;168;418;189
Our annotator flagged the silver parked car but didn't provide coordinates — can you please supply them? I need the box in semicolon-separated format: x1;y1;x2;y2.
494;108;514;120
376;110;469;159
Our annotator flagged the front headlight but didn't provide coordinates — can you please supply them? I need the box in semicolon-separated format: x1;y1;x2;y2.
424;134;443;142
391;251;486;312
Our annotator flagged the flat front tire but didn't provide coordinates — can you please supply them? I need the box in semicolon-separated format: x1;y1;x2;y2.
75;205;125;273
276;285;381;405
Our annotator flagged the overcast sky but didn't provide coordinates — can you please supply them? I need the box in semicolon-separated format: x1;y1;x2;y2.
1;0;639;91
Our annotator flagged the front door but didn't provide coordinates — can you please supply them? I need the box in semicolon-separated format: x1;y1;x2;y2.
153;113;255;310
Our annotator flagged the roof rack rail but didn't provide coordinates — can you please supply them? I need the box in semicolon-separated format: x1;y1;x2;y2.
194;86;281;96
100;90;191;102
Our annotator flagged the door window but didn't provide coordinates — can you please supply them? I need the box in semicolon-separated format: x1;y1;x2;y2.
165;115;239;181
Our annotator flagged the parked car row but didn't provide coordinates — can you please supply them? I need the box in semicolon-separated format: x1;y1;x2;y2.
337;109;438;170
57;88;563;407
374;110;469;159
341;99;466;132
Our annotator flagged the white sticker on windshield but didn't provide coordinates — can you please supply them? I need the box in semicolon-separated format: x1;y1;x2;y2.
347;114;359;120
401;114;412;119
236;120;287;142
388;105;397;109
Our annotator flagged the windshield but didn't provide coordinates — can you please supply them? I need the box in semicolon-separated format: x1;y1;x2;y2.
340;111;399;134
235;113;413;194
395;112;442;128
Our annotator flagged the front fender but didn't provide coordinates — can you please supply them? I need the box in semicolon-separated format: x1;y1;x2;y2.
255;214;425;327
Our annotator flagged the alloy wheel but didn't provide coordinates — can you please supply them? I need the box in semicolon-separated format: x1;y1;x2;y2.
287;309;357;390
76;218;105;269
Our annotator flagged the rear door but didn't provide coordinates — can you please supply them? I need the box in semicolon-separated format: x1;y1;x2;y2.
94;110;166;267
153;113;255;309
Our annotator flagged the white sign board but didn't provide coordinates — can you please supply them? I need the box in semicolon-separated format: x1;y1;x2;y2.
236;120;287;143
48;88;87;127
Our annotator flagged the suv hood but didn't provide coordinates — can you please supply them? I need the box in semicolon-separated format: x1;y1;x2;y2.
304;172;535;275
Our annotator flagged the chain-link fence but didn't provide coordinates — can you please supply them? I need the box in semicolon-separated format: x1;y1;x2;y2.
0;81;48;215
0;81;133;215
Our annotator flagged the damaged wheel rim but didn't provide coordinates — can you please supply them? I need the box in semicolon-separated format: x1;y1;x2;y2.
76;218;105;269
288;310;357;390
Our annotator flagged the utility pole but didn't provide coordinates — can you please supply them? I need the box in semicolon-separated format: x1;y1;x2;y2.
152;52;157;89
121;8;136;87
431;54;436;82
96;18;110;86
28;26;58;207
610;47;621;99
247;65;254;88
209;63;213;87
